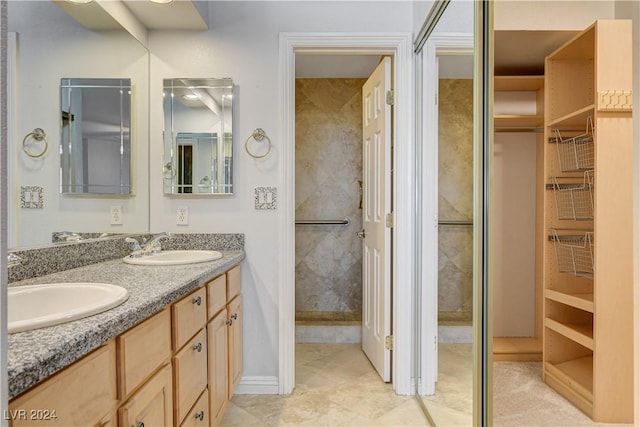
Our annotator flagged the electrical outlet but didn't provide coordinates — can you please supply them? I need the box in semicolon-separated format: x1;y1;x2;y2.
177;206;189;226
110;205;123;225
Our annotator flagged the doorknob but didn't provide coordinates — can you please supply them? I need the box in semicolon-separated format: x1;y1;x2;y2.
356;229;366;239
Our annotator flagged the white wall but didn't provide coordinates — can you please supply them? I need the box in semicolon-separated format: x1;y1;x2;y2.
8;1;149;248
149;1;414;388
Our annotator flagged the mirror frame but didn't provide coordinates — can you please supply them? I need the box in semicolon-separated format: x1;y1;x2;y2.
162;78;236;196
59;78;133;195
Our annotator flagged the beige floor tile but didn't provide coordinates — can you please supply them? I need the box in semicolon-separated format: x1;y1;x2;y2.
221;343;428;427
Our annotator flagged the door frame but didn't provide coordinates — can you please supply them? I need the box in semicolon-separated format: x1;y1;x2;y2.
419;33;474;396
278;32;414;395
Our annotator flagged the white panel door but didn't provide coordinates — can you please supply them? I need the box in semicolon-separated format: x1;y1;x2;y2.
361;57;392;382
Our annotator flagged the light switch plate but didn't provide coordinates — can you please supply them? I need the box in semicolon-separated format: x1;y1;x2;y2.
255;187;277;210
20;186;44;209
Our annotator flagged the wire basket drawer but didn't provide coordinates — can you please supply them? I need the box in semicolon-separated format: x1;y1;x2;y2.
551;229;594;279
553;116;594;172
551;171;594;220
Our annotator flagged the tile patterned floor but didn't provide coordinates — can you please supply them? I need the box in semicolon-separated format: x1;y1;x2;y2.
220;344;428;427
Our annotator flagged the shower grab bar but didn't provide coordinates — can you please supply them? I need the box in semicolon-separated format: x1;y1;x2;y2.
438;220;473;226
295;218;351;226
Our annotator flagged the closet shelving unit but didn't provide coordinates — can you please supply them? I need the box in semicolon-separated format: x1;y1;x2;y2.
493;75;544;361
542;20;633;423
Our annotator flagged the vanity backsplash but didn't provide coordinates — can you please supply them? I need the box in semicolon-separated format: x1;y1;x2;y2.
9;233;245;283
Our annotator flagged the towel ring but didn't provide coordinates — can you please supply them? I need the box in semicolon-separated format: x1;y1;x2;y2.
22;128;48;158
245;128;272;159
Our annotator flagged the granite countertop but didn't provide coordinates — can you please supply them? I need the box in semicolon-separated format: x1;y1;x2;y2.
7;250;245;399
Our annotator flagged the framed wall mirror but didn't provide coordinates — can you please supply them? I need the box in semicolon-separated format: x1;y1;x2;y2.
163;78;235;195
60;78;132;195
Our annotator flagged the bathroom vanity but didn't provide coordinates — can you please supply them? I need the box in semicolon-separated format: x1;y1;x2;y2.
7;244;244;427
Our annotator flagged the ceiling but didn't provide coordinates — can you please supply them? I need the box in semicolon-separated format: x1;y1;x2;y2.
52;0;208;32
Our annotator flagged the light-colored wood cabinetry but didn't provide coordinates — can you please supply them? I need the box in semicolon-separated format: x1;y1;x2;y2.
9;341;117;427
180;389;210;427
542;20;633;423
172;325;208;424
492;75;544;361
117;308;172;398
227;295;243;397
119;363;173;427
8;262;243;427
206;264;243;426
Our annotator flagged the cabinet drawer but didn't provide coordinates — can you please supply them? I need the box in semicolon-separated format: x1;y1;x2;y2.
173;287;207;351
118;308;172;399
180;388;209;427
207;275;227;320
226;264;241;300
9;341;117;427
119;363;173;427
173;328;208;425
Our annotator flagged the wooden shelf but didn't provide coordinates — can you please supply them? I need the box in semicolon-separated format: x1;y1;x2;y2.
545;289;594;313
495;115;544;129
495;75;544;92
545;356;593;399
547;104;594;129
545;318;593;350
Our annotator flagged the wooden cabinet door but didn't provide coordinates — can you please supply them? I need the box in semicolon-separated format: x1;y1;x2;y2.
173;329;208;425
227;295;243;398
119;363;173;427
9;342;117;427
207;309;228;426
118;308;172;399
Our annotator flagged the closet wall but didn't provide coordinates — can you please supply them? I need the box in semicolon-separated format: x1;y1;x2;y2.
438;79;474;324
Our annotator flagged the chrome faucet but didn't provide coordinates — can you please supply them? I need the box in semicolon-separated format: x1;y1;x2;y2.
125;237;143;258
8;253;21;268
141;232;173;255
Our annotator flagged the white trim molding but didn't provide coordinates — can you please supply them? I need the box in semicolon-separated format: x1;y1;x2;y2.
278;32;414;395
418;32;473;396
235;376;280;395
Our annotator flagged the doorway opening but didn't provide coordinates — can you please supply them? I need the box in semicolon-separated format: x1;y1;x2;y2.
279;33;414;395
293;53;393;382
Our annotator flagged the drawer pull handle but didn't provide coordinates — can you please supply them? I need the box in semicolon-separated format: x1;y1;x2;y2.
231;313;238;320
193;342;203;352
192;296;202;305
225;319;233;326
195;411;205;421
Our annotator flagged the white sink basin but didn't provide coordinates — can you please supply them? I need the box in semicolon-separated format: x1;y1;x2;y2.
8;283;129;334
122;250;223;266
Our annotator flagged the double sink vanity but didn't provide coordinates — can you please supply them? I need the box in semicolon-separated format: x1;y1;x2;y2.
7;234;245;427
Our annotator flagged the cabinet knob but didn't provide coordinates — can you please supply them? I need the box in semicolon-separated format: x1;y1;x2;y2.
135;422;144;427
195;411;205;421
193;342;203;352
192;296;202;306
231;313;238;320
225;319;233;326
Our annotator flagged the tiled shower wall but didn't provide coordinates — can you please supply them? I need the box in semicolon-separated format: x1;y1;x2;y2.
294;78;366;321
438;79;474;323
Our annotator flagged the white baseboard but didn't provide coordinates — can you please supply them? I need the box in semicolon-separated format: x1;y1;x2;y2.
235;376;279;395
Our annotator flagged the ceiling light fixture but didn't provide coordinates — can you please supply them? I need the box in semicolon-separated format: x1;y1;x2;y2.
149;0;174;4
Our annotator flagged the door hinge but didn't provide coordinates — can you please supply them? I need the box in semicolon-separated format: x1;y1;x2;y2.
386;212;394;228
386;89;395;106
385;335;394;351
